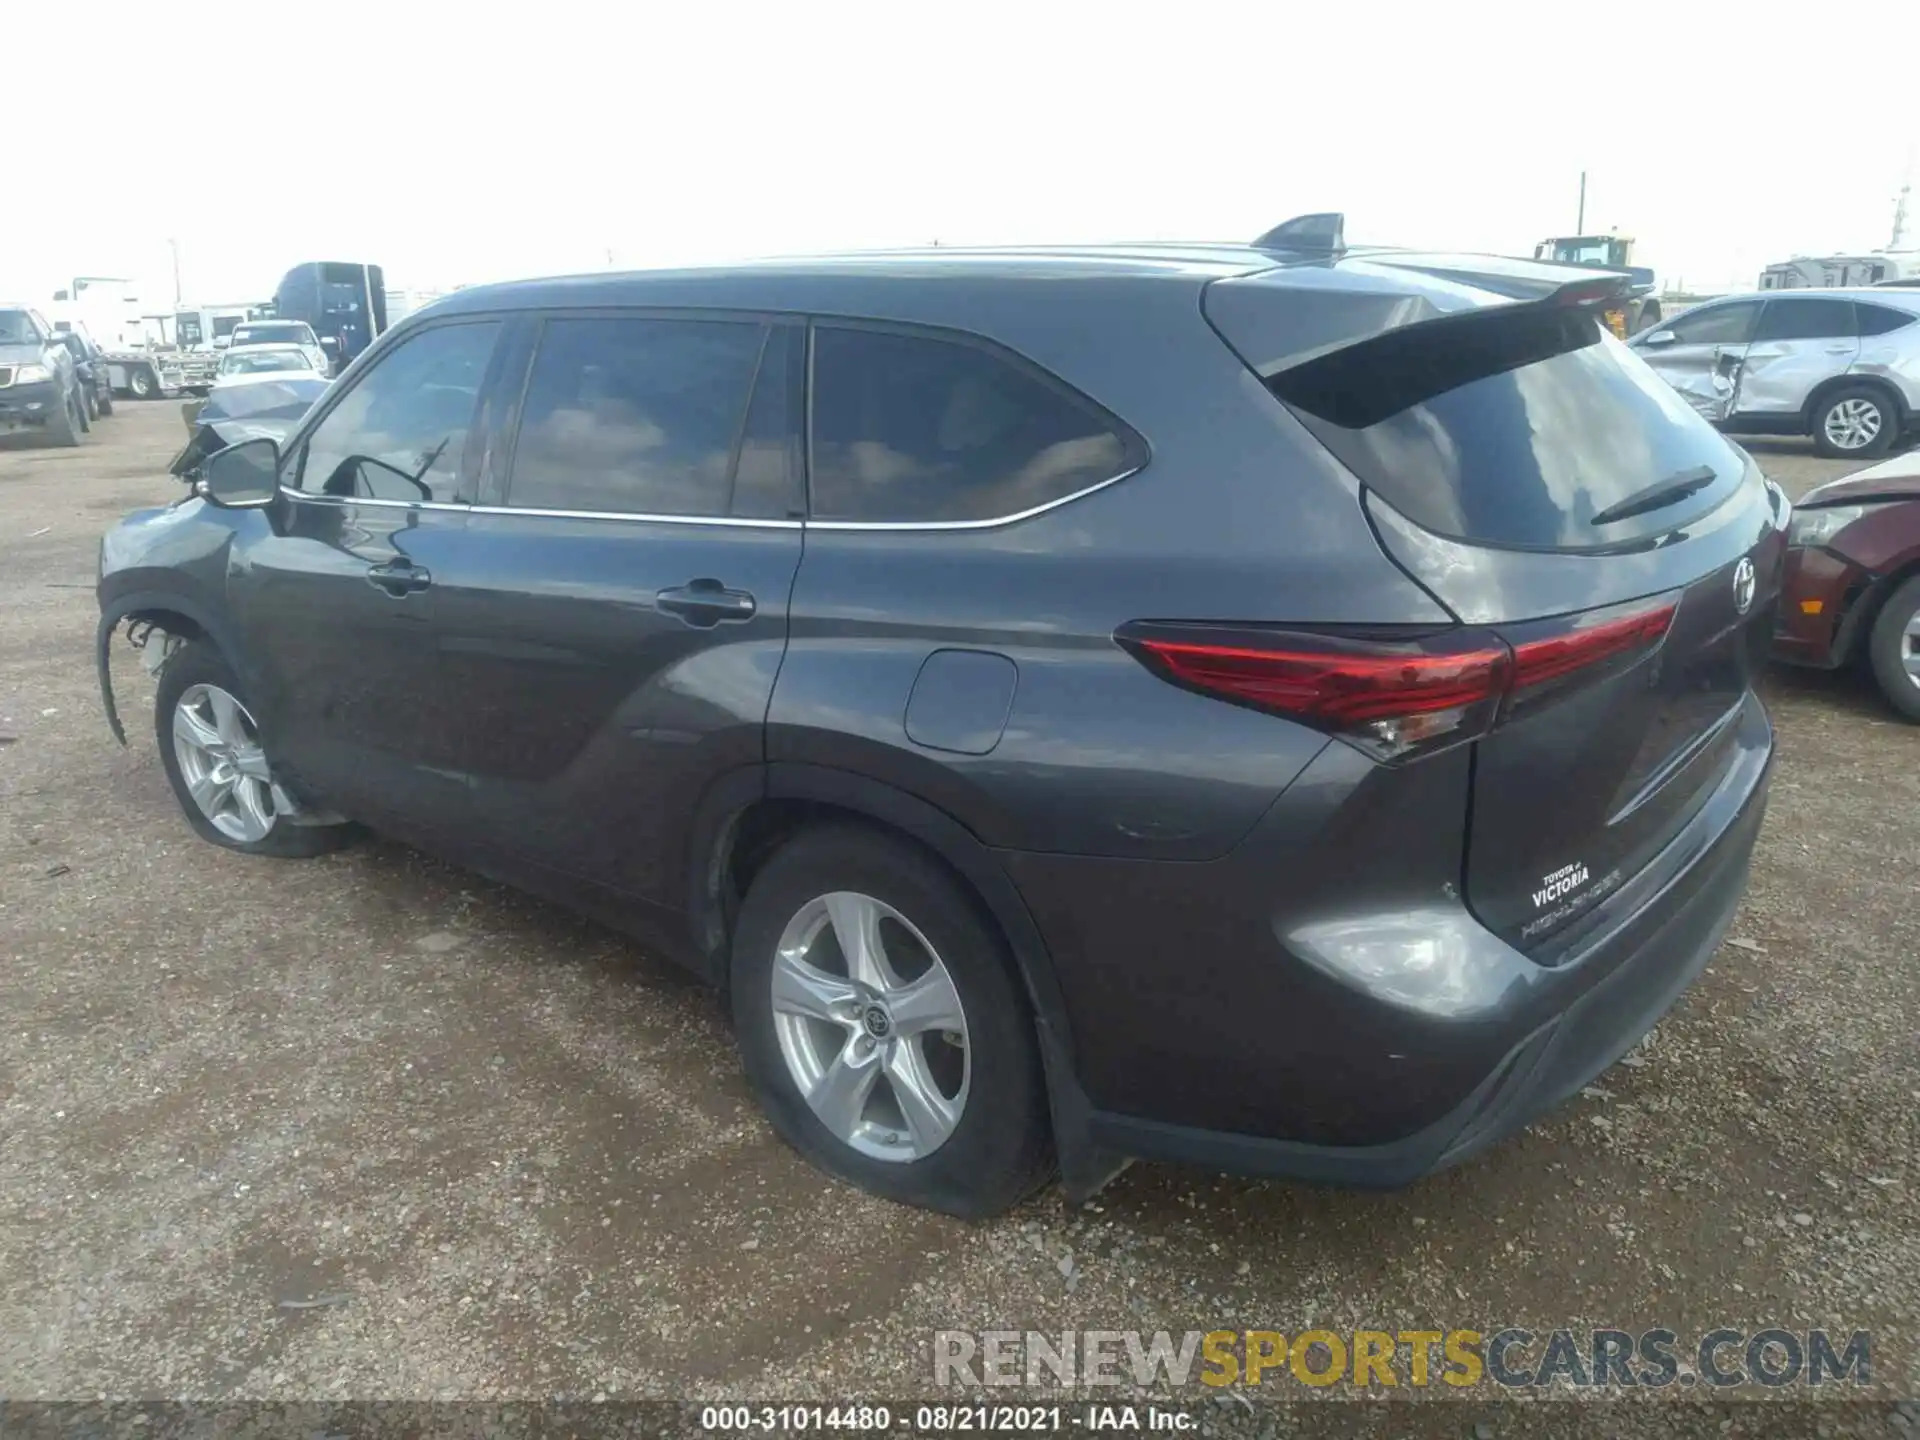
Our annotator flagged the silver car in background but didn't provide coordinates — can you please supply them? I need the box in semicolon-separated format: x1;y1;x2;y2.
1631;288;1920;458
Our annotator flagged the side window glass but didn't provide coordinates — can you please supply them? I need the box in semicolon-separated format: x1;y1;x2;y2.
729;326;804;520
1754;299;1854;342
1666;302;1760;346
296;321;499;503
1855;303;1916;337
506;316;764;517
810;326;1133;524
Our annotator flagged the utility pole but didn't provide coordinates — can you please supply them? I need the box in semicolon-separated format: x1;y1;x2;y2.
1893;152;1913;249
169;238;182;305
1576;171;1587;234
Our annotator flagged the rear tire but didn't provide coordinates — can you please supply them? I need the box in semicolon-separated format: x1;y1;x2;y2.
96;387;114;417
1867;575;1920;723
154;641;360;858
1812;385;1897;459
730;825;1053;1218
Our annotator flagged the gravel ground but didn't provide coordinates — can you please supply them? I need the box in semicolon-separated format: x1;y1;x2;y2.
1;403;1915;1437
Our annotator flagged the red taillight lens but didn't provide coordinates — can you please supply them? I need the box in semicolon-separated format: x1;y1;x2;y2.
1118;597;1677;762
1503;599;1676;715
1117;625;1511;761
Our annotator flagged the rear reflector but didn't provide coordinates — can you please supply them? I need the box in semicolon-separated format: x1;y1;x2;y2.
1118;597;1677;761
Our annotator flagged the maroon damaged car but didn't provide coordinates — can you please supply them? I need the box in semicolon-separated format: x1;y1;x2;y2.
1776;449;1920;719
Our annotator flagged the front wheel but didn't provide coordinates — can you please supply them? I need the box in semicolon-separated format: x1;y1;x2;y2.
1812;386;1897;459
1867;575;1920;723
730;826;1052;1218
154;641;359;857
96;387;114;417
47;391;83;447
128;366;157;399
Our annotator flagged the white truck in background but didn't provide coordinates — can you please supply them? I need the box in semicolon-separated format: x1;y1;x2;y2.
46;279;213;398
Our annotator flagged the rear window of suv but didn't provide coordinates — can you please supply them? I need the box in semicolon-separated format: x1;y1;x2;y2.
809;325;1139;524
1268;306;1747;552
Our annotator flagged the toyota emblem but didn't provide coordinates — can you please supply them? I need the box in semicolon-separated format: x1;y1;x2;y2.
1732;557;1756;617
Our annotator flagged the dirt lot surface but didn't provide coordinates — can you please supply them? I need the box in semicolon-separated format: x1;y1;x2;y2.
2;403;1916;1437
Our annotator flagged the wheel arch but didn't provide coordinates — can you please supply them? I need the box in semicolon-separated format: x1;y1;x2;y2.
1803;372;1909;433
1836;554;1920;666
95;588;245;745
687;762;1125;1198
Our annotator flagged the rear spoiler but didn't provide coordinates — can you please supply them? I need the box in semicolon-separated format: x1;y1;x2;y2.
1251;214;1636;303
1218;226;1643;380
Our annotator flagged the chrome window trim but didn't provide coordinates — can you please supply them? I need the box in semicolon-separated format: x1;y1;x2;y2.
803;465;1143;530
276;466;1140;531
472;503;802;530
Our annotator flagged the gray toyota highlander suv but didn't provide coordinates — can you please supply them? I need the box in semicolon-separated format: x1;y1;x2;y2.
97;215;1785;1216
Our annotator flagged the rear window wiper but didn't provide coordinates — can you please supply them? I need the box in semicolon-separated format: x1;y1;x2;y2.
1589;465;1718;527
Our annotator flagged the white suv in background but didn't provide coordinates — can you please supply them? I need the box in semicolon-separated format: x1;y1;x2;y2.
1631;289;1920;458
225;320;331;377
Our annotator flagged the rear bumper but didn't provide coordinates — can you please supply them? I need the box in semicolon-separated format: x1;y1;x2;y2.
1015;692;1772;1188
1772;544;1868;669
0;380;62;429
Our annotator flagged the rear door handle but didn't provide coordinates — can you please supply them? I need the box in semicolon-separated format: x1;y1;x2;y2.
366;560;432;596
656;579;757;626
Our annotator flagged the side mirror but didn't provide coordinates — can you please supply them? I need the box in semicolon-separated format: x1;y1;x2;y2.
1640;329;1677;347
199;437;280;509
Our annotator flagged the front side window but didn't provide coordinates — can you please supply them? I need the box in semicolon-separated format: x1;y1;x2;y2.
1754;298;1855;342
1664;301;1761;346
296;321;499;504
809;326;1133;524
505;316;765;517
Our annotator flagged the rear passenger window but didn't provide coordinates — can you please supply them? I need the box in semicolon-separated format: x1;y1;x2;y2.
1856;303;1916;337
1754;298;1855;342
809;326;1134;524
507;317;765;517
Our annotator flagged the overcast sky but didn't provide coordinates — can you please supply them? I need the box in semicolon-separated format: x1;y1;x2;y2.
13;1;1917;309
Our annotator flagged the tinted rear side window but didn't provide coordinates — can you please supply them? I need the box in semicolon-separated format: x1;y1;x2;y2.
1856;303;1917;336
1271;307;1746;552
507;316;764;517
809;325;1136;524
1755;298;1855;341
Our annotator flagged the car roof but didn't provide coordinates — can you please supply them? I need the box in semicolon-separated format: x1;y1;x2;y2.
425;240;1627;325
1707;287;1920;310
432;246;1278;313
226;343;311;354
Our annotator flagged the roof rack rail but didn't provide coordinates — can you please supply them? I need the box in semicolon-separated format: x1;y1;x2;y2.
1252;213;1346;257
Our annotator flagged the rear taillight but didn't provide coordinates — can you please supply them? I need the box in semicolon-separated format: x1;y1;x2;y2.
1117;596;1676;762
1501;598;1677;717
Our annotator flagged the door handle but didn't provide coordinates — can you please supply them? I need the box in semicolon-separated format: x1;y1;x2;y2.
365;560;432;596
656;579;757;626
1824;345;1854;354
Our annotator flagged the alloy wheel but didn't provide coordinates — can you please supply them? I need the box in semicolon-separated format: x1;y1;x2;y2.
1823;398;1883;451
1904;610;1920;690
172;683;277;843
770;891;971;1162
